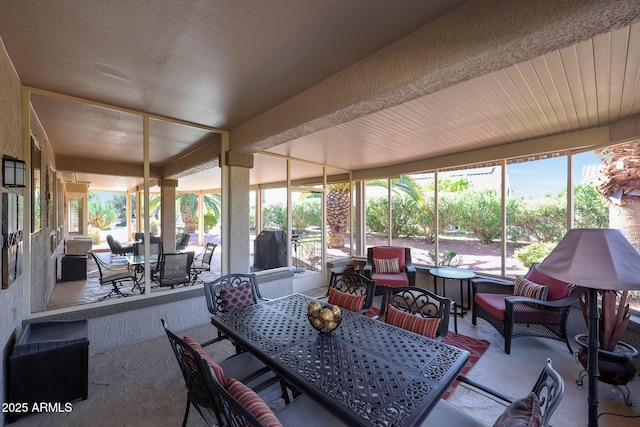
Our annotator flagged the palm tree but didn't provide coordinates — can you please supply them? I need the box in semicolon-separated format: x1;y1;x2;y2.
595;141;640;250
326;183;351;248
176;193;221;233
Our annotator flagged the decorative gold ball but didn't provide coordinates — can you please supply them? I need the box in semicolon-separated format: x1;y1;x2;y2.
308;301;322;312
307;301;342;333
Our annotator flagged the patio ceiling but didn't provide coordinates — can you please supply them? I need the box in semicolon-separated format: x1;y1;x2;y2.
1;1;640;192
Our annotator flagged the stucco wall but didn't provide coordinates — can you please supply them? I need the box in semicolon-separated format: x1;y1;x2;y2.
0;40;26;421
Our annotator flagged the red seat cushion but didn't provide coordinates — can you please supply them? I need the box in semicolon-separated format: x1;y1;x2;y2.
385;304;441;338
328;287;365;312
372;273;409;288
372;247;406;272
526;263;571;301
474;293;507;321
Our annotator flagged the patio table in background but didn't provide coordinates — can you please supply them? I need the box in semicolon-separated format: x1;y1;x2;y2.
125;254;159;292
429;267;476;333
211;293;469;427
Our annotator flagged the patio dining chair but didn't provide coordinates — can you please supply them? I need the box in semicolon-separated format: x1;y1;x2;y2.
191;242;217;284
378;285;452;340
321;271;376;314
209;364;346;427
161;319;289;427
423;359;564;427
156;252;194;289
203;273;266;350
89;250;138;301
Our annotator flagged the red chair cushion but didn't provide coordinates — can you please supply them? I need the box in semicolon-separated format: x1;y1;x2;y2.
385;304;441;338
183;336;228;387
226;378;283;427
372;273;409;288
372;247;405;271
474;293;507;321
525;263;571;301
328;287;365;312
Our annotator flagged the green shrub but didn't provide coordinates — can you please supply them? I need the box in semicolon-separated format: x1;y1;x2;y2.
87;226;101;245
514;242;556;268
454;189;502;243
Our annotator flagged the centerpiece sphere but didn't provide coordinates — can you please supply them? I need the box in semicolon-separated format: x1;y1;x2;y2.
307;301;342;333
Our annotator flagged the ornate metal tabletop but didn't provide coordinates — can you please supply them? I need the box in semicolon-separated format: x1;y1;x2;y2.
211;293;469;427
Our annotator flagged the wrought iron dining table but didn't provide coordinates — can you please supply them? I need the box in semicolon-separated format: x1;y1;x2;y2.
210;293;469;427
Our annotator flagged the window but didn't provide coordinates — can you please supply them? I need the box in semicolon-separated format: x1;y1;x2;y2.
506;156;567;277
437;166;503;274
31;137;41;232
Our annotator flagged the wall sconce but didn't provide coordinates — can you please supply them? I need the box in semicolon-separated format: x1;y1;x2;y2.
2;157;27;188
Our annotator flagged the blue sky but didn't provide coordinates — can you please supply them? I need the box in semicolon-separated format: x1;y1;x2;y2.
508;151;600;199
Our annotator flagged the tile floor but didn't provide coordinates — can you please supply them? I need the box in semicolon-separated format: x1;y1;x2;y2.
27;256;640;426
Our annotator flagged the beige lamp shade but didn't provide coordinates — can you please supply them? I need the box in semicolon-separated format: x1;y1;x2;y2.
537;228;640;291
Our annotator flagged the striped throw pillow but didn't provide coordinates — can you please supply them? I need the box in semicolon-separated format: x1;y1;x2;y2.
373;257;400;273
514;277;548;301
385;304;441;338
226;378;283;427
328;287;365;312
183;336;227;387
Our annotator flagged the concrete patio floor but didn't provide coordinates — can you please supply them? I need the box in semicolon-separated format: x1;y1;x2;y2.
14;285;640;426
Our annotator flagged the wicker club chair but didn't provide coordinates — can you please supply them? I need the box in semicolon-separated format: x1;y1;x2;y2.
472;263;577;354
363;246;416;294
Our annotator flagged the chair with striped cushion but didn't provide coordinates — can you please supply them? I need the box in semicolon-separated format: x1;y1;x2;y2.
323;271;376;314
211;375;346;427
472;263;577;354
363;246;416;294
162;319;288;427
378;285;451;340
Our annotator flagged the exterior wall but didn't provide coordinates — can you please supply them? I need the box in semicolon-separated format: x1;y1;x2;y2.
0;41;25;420
29;106;65;313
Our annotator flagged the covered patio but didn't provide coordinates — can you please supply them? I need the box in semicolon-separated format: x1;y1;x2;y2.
2;1;640;426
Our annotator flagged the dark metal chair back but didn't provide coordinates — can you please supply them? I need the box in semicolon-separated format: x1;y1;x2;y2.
379;285;451;340
161;319;223;427
133;241;163;256
326;271;376;313
532;358;564;427
157;252;193;288
204;273;261;316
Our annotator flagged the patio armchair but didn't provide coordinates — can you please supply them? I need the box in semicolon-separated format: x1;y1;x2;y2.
423;358;563;427
176;232;190;251
378;285;451;340
472;263;577;354
322;271;376;314
364;246;416;294
106;234;134;261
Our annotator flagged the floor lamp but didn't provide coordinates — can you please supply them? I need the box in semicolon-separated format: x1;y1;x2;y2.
537;229;640;427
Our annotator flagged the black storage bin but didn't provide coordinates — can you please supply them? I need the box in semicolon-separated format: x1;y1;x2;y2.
7;320;89;423
59;254;87;282
254;229;287;268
